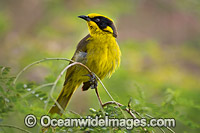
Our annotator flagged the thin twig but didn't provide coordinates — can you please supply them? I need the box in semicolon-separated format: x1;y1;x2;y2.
160;128;166;133
69;110;82;118
95;88;102;105
145;113;175;133
0;66;6;75
166;127;175;133
94;87;106;116
95;75;127;118
0;124;31;133
22;83;54;98
13;58;74;85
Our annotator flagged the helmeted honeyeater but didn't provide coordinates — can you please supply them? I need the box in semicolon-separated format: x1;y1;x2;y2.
49;13;121;115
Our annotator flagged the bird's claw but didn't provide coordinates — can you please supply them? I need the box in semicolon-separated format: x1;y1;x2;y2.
85;73;98;89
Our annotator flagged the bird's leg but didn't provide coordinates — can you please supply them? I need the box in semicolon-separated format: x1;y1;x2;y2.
85;73;102;105
89;73;103;105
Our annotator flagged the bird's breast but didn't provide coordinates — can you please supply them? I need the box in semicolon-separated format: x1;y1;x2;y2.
86;36;121;79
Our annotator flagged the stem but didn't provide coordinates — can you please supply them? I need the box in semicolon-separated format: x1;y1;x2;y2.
95;88;102;105
22;83;54;98
95;75;127;118
69;110;82;118
145;113;175;133
94;87;106;115
160;128;166;133
13;58;74;85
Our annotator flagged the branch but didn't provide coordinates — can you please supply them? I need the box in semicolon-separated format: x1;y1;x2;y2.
0;124;31;133
13;58;74;85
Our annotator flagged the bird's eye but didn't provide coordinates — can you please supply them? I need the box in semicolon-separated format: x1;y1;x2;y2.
95;18;100;22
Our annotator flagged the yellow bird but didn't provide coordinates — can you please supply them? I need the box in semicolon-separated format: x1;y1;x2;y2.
49;13;121;115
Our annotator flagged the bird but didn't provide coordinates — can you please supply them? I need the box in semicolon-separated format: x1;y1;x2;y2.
48;13;121;115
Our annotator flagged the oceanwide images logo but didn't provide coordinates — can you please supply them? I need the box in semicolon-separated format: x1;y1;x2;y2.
40;115;145;129
24;114;176;129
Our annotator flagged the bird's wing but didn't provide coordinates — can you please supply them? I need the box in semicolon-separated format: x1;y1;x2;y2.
64;34;90;86
71;34;90;61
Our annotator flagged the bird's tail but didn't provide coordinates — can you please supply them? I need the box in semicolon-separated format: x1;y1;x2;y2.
48;82;79;115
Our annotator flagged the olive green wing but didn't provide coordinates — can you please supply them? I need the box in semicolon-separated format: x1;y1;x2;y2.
72;34;90;60
64;34;90;86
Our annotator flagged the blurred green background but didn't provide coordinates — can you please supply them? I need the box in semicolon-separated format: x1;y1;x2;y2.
0;0;200;132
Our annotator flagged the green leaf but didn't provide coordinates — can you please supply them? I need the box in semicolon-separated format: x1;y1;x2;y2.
89;108;97;113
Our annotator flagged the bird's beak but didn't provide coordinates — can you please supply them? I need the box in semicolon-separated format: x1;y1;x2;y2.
78;15;91;21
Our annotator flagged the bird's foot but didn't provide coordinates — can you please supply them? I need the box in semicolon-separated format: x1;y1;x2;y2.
86;73;98;89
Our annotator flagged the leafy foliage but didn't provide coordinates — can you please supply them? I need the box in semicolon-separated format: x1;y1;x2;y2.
0;63;200;132
0;66;20;117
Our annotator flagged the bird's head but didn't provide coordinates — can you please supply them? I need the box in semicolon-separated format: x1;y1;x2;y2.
78;13;118;38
